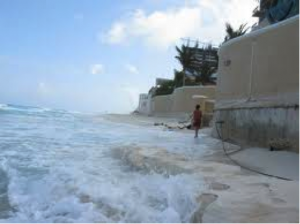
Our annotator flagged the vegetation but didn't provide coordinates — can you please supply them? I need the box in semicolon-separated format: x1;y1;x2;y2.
194;44;218;85
195;61;216;85
175;42;198;86
175;43;198;70
223;23;249;43
155;42;199;96
150;23;251;97
155;43;218;96
173;69;184;88
154;80;175;96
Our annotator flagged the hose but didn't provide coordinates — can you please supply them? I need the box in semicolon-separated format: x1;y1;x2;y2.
215;121;293;181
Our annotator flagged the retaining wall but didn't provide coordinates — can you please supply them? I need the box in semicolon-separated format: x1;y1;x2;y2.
213;16;299;152
150;86;216;122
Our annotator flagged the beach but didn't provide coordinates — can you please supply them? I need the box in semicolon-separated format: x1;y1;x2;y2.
103;113;299;223
0;105;298;222
1;0;298;222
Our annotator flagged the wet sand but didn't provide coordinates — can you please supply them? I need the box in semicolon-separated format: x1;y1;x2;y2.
102;113;299;223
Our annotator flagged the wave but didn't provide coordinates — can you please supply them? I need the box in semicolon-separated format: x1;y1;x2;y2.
0;103;8;109
0;160;202;222
8;104;55;112
0;104;77;119
0;106;210;222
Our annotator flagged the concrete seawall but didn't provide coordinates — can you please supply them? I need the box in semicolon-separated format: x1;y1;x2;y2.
213;16;299;152
150;86;216;116
146;86;216;126
215;16;299;103
212;105;299;152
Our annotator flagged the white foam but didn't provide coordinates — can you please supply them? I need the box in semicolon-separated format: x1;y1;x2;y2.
0;104;8;109
0;162;203;222
0;111;210;222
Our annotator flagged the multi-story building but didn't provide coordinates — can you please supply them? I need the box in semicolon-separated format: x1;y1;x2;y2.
253;0;299;28
137;78;173;115
137;94;151;115
188;46;218;71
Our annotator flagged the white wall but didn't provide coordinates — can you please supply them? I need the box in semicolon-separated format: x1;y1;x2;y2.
216;16;299;109
138;94;151;115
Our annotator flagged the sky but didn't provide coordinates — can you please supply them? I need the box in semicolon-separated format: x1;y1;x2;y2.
0;0;258;113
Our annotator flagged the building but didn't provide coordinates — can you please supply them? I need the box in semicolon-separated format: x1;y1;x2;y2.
137;94;150;115
182;45;218;78
137;78;173;115
188;45;218;71
212;15;299;152
137;84;216;125
149;85;216;126
148;87;157;98
252;0;299;29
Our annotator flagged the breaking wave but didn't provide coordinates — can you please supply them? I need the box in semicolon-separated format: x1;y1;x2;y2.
0;103;208;222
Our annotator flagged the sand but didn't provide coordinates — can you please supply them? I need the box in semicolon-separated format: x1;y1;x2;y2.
101;113;299;223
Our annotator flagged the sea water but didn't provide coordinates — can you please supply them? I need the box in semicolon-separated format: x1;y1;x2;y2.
0;104;209;222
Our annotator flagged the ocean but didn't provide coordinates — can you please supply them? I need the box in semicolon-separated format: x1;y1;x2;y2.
0;104;209;222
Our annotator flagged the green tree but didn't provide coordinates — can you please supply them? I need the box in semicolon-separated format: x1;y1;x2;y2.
173;69;184;88
175;42;198;86
174;69;199;87
195;62;216;85
224;23;249;43
155;80;175;96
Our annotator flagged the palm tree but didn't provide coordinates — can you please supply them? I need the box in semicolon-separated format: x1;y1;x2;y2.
175;42;198;86
195;62;216;85
173;69;184;88
155;80;175;96
224;23;249;43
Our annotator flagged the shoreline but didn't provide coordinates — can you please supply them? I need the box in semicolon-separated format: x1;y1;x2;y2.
101;113;299;222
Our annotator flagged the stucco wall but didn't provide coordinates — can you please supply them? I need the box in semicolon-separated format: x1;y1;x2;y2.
172;86;216;113
216;16;299;108
151;94;173;114
205;100;215;114
149;86;216;120
214;16;299;152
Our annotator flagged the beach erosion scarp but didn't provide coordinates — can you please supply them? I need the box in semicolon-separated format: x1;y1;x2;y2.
102;113;299;223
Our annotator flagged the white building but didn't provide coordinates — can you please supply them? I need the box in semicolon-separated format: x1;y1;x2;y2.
137;94;151;115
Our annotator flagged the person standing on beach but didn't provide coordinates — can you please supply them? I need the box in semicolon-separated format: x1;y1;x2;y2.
192;104;202;138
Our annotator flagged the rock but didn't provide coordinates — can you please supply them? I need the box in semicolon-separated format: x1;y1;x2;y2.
269;138;292;151
209;182;230;191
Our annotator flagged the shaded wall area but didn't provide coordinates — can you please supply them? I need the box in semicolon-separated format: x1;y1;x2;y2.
213;16;299;152
213;107;299;151
150;86;216;124
151;95;173;114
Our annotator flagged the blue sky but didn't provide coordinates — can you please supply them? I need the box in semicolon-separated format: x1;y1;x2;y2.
0;0;257;113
